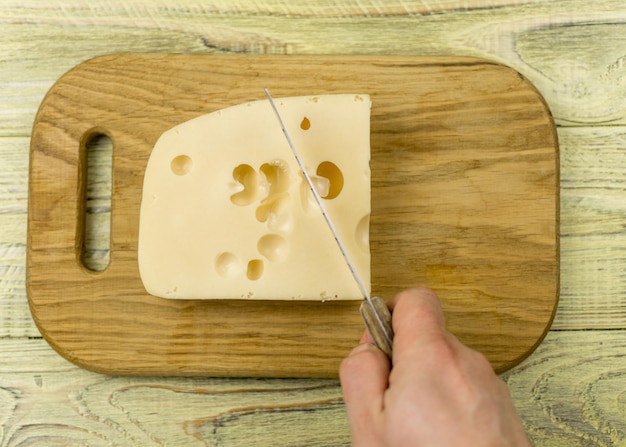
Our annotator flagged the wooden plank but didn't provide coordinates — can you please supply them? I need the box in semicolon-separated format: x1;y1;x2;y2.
0;339;349;447
553;126;626;330
27;54;558;377
3;331;626;446
503;330;626;446
0;137;32;338
1;2;626;136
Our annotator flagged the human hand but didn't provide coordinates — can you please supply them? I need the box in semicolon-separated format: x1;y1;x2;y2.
340;287;531;447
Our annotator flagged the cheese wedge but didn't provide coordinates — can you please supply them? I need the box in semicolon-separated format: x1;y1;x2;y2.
138;94;371;300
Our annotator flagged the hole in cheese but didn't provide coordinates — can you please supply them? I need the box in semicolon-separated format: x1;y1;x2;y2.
260;161;290;195
311;176;331;198
247;259;264;281
231;164;260;206
256;161;291;225
355;214;370;254
215;252;243;278
256;193;290;224
316;161;344;199
171;155;193;176
257;234;289;262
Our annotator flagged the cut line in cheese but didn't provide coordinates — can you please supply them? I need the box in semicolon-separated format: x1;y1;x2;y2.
138;94;371;300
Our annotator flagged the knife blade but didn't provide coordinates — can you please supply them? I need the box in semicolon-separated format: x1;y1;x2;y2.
264;89;394;358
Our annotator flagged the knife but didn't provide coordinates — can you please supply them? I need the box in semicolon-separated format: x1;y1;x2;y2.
264;89;394;359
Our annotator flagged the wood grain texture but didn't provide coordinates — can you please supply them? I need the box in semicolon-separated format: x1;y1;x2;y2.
0;138;30;337
2;2;626;137
503;330;626;447
0;339;349;446
554;126;626;330
27;54;558;377
2;0;626;445
4;332;626;447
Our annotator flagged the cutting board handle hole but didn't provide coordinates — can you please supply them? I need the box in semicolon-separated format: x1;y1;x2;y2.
79;131;112;272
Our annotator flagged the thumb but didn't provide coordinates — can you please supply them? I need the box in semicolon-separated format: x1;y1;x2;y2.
340;341;390;444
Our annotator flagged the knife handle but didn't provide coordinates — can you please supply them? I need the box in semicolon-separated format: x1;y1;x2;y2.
359;296;394;359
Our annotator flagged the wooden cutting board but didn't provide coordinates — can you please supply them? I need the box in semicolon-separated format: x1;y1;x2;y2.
28;54;559;378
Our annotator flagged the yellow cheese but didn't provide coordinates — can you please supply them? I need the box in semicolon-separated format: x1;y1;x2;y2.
138;94;371;300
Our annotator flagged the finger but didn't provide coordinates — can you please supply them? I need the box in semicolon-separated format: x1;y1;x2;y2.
340;343;390;409
339;343;390;442
360;329;375;345
390;287;446;334
389;288;448;356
